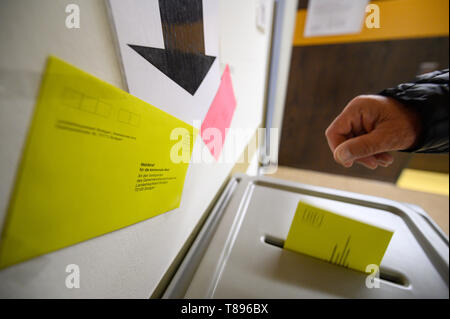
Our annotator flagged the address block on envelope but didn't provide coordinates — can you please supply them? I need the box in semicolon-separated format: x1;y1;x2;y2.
0;56;195;269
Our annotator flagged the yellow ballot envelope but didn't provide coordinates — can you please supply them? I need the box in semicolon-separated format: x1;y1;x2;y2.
0;56;195;269
284;201;394;273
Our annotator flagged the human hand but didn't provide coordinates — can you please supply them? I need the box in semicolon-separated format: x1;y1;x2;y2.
325;95;422;169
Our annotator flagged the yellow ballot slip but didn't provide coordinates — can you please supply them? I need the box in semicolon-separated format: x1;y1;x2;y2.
0;56;196;269
284;201;394;273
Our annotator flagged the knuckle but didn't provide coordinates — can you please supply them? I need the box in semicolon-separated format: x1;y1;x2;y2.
351;95;368;105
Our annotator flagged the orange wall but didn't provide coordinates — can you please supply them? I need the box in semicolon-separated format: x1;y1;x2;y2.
293;0;449;46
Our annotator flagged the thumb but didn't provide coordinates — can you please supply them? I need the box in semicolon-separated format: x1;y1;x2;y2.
333;131;387;167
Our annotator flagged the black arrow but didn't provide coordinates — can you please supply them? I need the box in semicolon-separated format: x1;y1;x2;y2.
128;0;216;96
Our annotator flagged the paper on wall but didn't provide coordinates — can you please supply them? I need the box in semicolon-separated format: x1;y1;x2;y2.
201;65;237;160
0;56;195;269
107;0;221;127
304;0;369;37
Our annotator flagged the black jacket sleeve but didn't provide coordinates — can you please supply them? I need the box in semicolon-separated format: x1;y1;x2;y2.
379;69;449;153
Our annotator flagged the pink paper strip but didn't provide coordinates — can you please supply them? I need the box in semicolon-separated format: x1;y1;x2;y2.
201;65;237;160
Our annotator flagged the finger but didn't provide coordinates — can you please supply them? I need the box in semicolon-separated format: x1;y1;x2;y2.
325;110;357;153
355;156;379;169
374;152;394;167
325;130;348;155
333;130;390;166
353;152;394;170
325;122;349;154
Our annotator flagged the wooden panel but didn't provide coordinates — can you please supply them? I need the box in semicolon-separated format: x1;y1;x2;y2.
297;0;308;10
408;153;449;174
279;37;449;183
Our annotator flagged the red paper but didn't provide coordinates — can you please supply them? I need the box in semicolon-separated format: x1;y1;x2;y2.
201;65;237;160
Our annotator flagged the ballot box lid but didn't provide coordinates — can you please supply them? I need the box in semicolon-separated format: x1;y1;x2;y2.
163;174;449;299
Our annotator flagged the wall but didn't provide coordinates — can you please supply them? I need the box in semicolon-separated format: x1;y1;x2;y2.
0;0;274;297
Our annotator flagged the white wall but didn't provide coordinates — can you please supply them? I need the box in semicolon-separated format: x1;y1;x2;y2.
0;0;274;298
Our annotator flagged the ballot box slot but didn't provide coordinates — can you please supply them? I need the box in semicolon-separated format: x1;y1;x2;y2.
263;234;285;248
262;234;409;287
378;267;410;287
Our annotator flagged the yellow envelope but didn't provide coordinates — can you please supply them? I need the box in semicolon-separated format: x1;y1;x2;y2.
284;201;394;273
0;56;196;269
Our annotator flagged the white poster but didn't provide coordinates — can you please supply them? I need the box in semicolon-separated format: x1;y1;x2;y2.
108;0;221;127
304;0;369;37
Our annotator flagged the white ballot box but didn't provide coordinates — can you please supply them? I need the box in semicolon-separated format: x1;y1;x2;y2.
163;174;449;299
